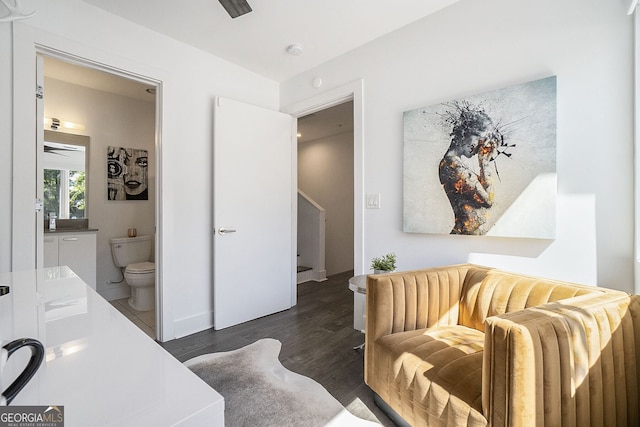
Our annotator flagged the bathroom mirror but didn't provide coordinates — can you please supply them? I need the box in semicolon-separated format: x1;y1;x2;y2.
43;130;90;219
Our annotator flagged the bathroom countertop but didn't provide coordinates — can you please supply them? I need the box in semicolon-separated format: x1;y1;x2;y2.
44;228;99;233
0;266;224;426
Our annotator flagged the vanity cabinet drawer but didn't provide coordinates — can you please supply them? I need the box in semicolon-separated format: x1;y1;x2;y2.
43;233;97;289
43;236;59;268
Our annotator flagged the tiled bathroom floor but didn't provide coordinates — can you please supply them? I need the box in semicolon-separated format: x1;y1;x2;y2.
109;298;156;339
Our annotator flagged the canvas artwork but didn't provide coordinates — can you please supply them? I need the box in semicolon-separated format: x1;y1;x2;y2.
107;146;149;200
403;76;557;238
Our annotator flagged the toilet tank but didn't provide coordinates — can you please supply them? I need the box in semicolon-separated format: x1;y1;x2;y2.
110;235;152;267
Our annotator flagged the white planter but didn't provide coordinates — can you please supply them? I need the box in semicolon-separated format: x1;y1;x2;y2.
373;269;395;274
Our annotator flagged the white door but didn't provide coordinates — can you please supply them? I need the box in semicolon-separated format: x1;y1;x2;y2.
213;97;295;330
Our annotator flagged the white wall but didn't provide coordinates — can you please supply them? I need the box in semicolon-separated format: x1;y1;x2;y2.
44;77;156;300
0;24;11;272
281;0;634;291
298;131;354;275
4;0;279;341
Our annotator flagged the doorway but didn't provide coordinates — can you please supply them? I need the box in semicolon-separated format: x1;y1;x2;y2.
285;79;365;277
297;101;354;278
38;54;162;340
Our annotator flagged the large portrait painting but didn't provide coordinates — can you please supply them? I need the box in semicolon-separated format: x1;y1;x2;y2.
107;146;149;200
403;76;557;238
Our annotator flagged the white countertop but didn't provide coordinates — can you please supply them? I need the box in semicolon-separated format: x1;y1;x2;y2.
0;266;224;426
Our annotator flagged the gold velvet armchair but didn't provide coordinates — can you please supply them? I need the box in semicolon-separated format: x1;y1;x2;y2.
364;264;640;426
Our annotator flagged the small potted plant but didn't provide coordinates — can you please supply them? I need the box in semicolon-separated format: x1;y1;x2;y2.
371;252;397;274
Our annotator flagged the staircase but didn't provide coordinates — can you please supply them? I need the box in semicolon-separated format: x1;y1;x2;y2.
296;255;313;282
297;191;327;284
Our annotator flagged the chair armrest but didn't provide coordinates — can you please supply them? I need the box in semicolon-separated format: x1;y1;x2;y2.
483;292;640;427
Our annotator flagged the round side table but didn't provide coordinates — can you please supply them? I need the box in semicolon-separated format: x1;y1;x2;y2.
348;275;367;350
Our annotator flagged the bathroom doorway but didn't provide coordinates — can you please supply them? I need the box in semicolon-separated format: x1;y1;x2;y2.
37;53;162;340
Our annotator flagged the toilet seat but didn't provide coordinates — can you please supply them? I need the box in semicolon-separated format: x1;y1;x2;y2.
126;261;155;274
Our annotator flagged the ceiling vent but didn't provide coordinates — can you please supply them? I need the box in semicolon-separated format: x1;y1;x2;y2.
218;0;252;19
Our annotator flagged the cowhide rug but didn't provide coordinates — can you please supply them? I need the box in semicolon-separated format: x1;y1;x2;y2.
184;338;379;426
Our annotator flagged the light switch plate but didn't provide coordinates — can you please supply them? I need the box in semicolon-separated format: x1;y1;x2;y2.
366;193;381;209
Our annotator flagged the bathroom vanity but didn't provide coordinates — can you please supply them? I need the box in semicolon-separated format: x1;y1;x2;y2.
43;228;97;289
0;266;224;426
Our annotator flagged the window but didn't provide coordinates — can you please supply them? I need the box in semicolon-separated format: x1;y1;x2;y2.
44;167;85;219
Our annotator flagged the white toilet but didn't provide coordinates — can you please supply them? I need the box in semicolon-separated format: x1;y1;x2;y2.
110;235;155;312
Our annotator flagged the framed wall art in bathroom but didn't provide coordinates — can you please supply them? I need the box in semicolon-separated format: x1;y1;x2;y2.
107;146;149;200
403;76;557;239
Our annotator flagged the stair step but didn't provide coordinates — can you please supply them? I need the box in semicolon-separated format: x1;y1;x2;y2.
297;265;312;273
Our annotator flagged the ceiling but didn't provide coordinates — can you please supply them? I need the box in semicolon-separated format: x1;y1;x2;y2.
46;1;459;141
79;0;460;82
297;101;353;144
44;56;155;102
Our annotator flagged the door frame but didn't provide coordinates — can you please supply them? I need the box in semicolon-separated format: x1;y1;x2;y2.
283;79;365;277
37;48;164;341
12;27;165;340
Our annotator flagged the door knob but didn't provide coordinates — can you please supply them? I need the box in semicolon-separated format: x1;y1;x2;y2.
218;228;237;235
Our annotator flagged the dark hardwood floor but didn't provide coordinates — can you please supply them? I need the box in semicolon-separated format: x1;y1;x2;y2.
160;270;394;426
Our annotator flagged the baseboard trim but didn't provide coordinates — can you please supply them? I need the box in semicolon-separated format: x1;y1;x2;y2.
313;269;327;282
297;269;328;284
174;311;214;339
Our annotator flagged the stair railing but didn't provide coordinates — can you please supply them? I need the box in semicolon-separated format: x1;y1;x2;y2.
297;190;326;282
